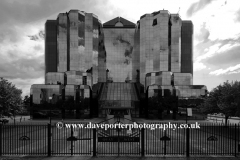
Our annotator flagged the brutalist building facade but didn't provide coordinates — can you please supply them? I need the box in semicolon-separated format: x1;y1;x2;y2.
30;10;207;119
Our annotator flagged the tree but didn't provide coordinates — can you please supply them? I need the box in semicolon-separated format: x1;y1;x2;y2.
0;78;22;116
23;95;30;106
148;94;178;119
22;95;30;113
148;96;164;119
198;80;240;125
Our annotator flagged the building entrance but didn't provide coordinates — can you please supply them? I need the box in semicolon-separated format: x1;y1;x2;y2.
110;109;128;118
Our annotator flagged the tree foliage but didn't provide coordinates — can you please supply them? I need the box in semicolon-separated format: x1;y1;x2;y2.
148;95;178;110
147;94;178;119
23;95;30;106
0;78;22;116
198;80;240;123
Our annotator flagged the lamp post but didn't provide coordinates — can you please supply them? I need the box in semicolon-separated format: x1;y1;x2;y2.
49;97;52;124
185;98;188;124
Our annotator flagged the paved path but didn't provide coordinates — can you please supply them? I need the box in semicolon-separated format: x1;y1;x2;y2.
20;118;105;124
207;115;240;124
134;118;212;124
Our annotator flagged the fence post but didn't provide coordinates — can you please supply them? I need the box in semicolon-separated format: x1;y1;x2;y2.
235;124;237;157
186;127;190;157
47;123;51;157
164;130;167;155
93;128;96;157
141;128;145;157
71;125;73;156
0;124;2;156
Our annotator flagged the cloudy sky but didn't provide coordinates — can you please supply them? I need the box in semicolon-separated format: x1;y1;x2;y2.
0;0;240;97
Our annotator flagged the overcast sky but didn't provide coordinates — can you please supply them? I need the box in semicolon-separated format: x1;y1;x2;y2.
0;0;240;97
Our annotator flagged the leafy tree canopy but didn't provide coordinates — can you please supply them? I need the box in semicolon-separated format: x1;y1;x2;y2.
148;95;178;111
198;80;240;121
0;78;22;116
23;95;30;106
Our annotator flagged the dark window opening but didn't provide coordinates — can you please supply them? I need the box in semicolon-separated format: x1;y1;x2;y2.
83;76;87;85
152;19;157;26
164;89;171;97
171;74;174;86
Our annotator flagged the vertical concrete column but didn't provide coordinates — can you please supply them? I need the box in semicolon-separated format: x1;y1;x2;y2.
170;14;182;72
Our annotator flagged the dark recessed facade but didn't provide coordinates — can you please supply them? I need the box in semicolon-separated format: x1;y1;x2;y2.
181;21;193;75
31;9;207;119
45;20;57;76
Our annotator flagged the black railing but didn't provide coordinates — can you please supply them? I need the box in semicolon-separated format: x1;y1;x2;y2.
0;123;239;157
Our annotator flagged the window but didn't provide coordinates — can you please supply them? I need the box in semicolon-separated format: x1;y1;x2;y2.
152;19;157;26
83;76;87;85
